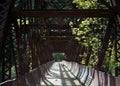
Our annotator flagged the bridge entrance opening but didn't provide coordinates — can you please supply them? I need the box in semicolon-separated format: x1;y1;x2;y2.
52;53;65;62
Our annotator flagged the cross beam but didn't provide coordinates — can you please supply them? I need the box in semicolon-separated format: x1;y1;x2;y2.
13;9;115;18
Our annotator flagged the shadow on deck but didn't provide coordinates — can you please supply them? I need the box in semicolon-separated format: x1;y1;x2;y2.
1;60;120;86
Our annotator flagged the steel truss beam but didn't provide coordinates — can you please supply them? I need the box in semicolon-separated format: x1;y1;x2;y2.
13;9;115;18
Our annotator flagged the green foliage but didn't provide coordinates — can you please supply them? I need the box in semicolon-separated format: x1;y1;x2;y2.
70;0;117;75
71;17;108;51
72;0;108;9
53;53;65;62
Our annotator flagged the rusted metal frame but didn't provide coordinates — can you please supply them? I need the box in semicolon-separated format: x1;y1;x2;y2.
18;0;26;9
22;0;27;25
29;30;37;68
106;34;114;73
111;0;120;76
64;39;72;53
67;40;76;61
1;20;16;81
99;0;112;9
65;0;74;9
50;0;73;9
0;0;14;54
82;47;88;65
1;0;17;80
33;29;43;67
39;36;51;64
71;44;78;62
32;41;39;68
38;42;44;65
114;23;120;76
48;32;72;36
33;42;39;68
51;0;58;9
26;19;39;68
73;44;79;62
9;24;20;79
1;27;11;81
40;0;46;10
38;43;43;65
16;29;24;75
53;0;69;9
40;36;75;40
111;0;120;25
97;18;114;70
75;44;82;63
28;36;34;68
78;45;86;64
71;41;78;61
46;48;52;62
69;41;76;61
35;18;50;63
34;0;39;10
19;30;30;74
85;46;92;66
39;39;47;65
41;18;47;33
43;45;50;64
27;0;33;23
8;25;17;79
12;18;22;78
45;40;53;62
11;17;23;77
17;26;29;76
13;9;115;18
71;41;81;62
31;29;39;68
16;20;28;75
64;40;73;61
47;40;54;61
37;30;44;64
65;41;73;61
40;43;47;64
69;42;75;61
15;24;71;30
27;0;32;10
30;29;36;68
0;26;8;81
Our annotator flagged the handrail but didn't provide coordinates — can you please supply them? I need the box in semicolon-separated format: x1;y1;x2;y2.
1;60;120;86
62;60;120;86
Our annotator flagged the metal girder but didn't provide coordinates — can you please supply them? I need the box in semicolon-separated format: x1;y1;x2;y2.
42;36;75;40
13;9;115;18
20;24;71;30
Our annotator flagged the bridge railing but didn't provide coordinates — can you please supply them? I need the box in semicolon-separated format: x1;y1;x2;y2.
61;60;120;86
1;60;120;86
0;60;54;86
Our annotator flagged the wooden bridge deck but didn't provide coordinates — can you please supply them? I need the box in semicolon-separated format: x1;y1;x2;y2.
1;60;120;86
40;62;82;86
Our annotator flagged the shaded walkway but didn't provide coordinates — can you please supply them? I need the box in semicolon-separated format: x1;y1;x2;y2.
1;60;120;86
40;62;82;86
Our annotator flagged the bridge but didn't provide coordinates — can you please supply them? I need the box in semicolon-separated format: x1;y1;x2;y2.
0;0;120;86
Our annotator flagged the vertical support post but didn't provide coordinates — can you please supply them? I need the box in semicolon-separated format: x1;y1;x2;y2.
97;18;113;70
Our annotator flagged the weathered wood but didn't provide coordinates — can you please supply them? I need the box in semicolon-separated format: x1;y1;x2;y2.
13;9;115;18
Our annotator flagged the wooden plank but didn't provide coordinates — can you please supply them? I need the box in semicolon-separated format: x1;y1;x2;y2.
13;9;115;18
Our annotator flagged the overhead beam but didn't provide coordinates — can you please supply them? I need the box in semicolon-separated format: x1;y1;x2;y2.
13;9;115;18
41;36;75;40
20;24;71;29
